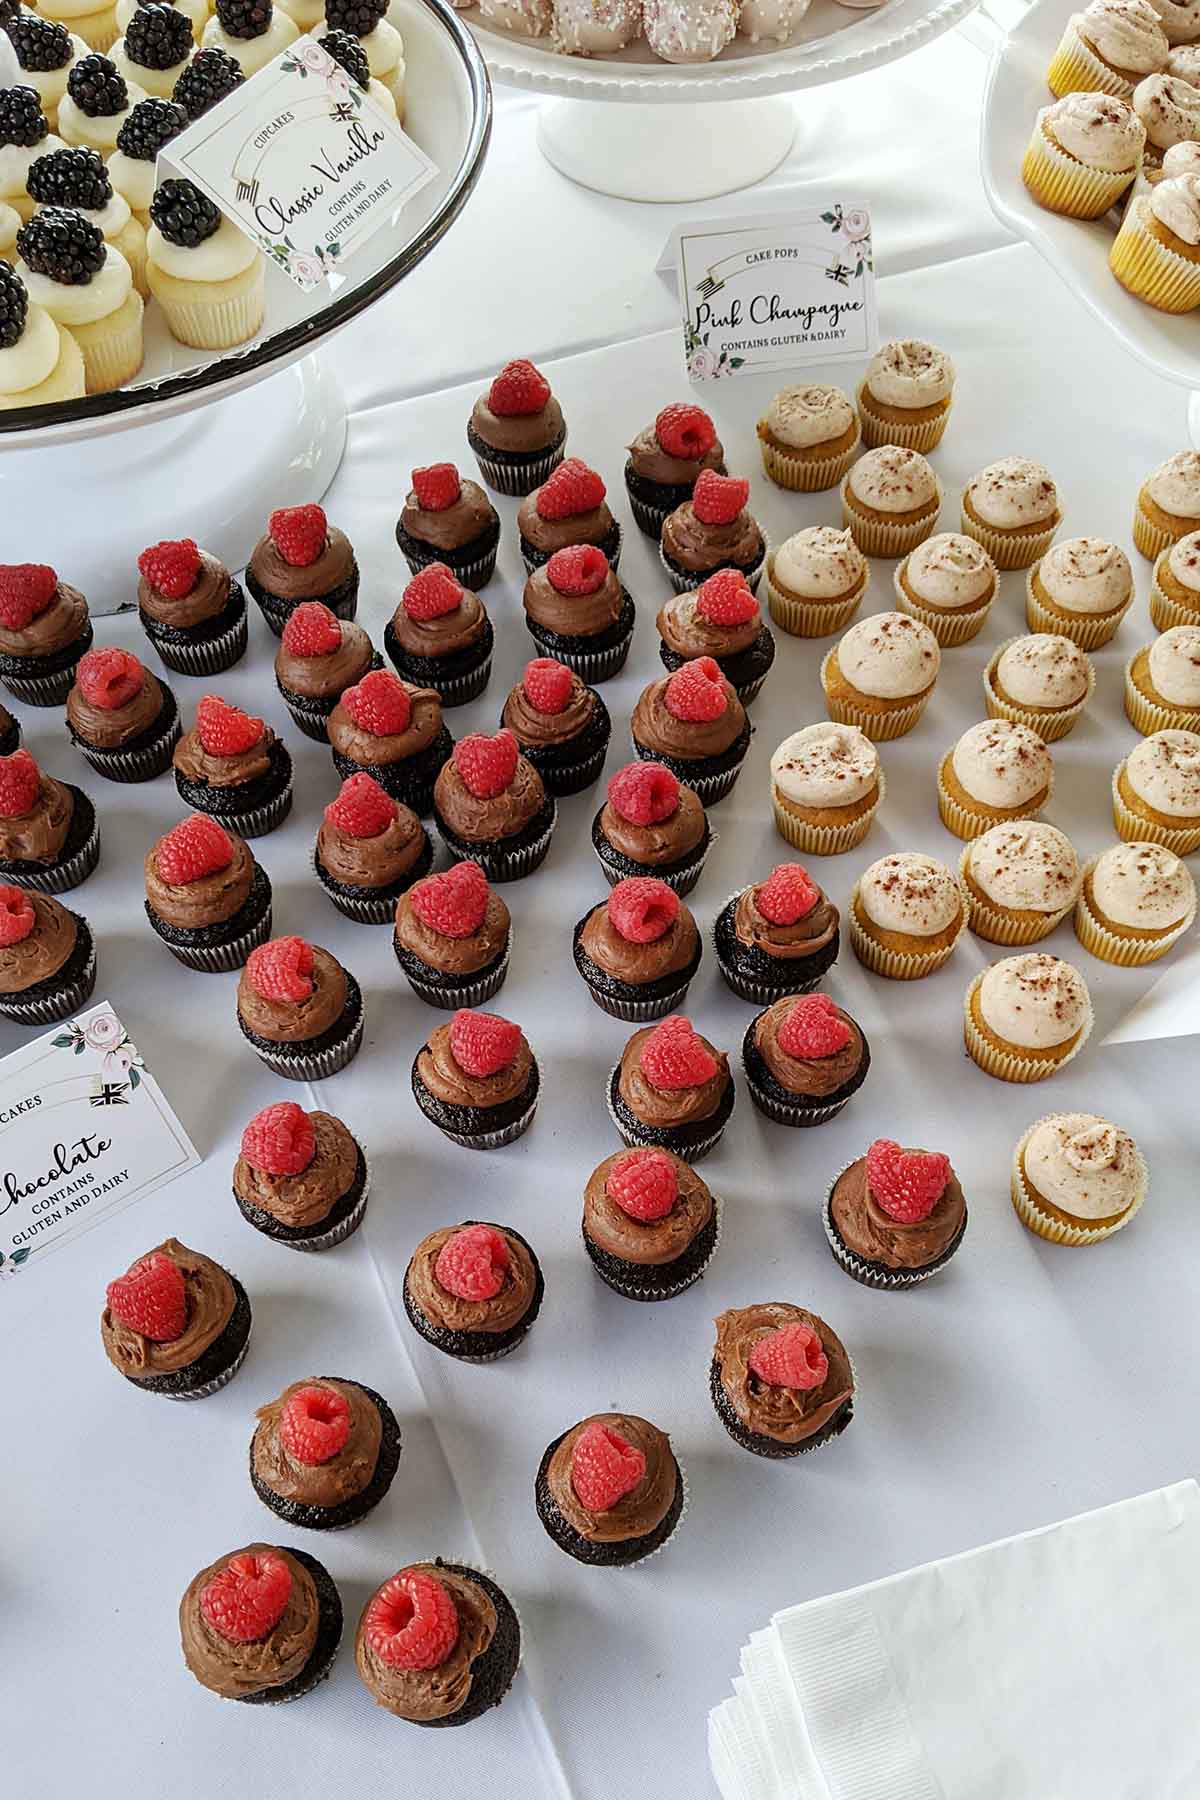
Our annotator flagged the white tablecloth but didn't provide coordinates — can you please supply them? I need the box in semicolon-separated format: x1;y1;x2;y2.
6;41;1198;1800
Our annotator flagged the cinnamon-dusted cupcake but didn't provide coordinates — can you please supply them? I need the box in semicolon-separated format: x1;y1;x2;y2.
1112;726;1200;851
0;705;19;757
755;381;860;492
384;562;492;709
173;693;292;839
849;850;967;978
1125;623;1200;732
985;633;1096;740
1168;43;1200;76
1135;450;1200;559
660;470;766;596
625;400;724;537
500;656;611;797
961;821;1081;945
1151;529;1200;630
181;1543;342;1704
235;1101;369;1251
144;813;271;972
573;876;701;1022
1132;68;1200;163
403;1221;544;1360
249;1375;400;1529
710;1302;854;1460
964;952;1093;1082
656;568;775;704
592;760;711;895
765;525;867;640
894;532;998;647
245;503;358;637
608;1014;734;1164
522;544;634;682
102;1237;251;1399
517;455;621;573
1047;0;1168;98
961;457;1062;570
273;600;379;743
856;340;956;452
0;746;98;892
135;535;246;675
631;657;750;805
582;1147;718;1302
1025;537;1133;647
1074;838;1196;962
742;992;868;1129
821;610;940;741
395;460;500;587
1023;90;1146;218
937;718;1054;841
0;560;92;705
467;356;565;496
841;445;942;559
394;860;510;1009
825;1138;966;1288
315;773;431;926
1011;1111;1148;1245
237;935;364;1082
0;883;95;1021
770;722;884;858
715;860;839;1003
66;645;179;782
411;1008;539;1150
356;1562;521;1726
433;728;556;883
535;1412;685;1564
329;669;453;817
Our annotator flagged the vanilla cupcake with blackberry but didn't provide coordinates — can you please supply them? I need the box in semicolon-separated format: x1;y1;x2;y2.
117;0;209;43
0;201;19;264
108;98;186;227
171;44;244;118
2;15;86;131
0;88;64;224
321;29;398;121
0;261;84;409
111;1;191;96
147;176;263;350
58;53;145;150
318;0;404;110
25;144;146;293
15;208;141;392
201;0;297;76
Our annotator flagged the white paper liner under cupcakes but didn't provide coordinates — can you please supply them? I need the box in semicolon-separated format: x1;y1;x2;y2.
0;922;97;1024
936;749;1052;842
1020;118;1137;218
1072;853;1197;965
605;1061;730;1164
584;1199;722;1304
147;608;249;677
957;845;1076;946
1023;567;1131;648
1149;551;1200;627
73;295;144;393
892;560;994;647
1123;652;1200;735
758;425;860;493
772;763;885;859
960;502;1059;572
527;618;634;684
856;381;951;453
471;440;565;499
658;535;767;600
1045;21;1136;97
164;1329;252;1400
1111;760;1200;853
819;647;932;742
822;1169;966;1289
962;971;1093;1083
984;636;1095;741
1110;198;1200;314
848;879;968;979
765;555;865;639
1010;1122;1148;1246
148;274;265;352
840;476;942;559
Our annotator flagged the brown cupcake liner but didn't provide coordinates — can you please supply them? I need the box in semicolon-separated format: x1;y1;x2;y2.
758;425;860;493
958;845;1076;946
1023;568;1130;648
936;750;1051;843
820;648;931;741
962;971;1093;1083
892;562;993;647
1149;560;1200;629
1123;654;1200;735
840;475;942;559
984;636;1095;740
959;505;1058;572
1072;853;1196;965
1010;1122;1147;1246
847;879;967;979
856;382;951;453
822;1169;964;1288
1046;26;1135;98
1110;199;1200;314
771;762;885;859
1021;118;1137;219
765;560;865;639
1111;761;1200;853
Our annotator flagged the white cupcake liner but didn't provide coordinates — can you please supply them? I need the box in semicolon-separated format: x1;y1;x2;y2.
1110;196;1200;315
147;610;248;677
250;1013;364;1082
1072;853;1197;965
840;475;943;559
633;1454;689;1566
152;278;264;352
630;734;747;806
819;647;932;741
1021;115;1138;218
960;501;1059;572
473;442;564;498
4;819;100;895
588;1195;723;1304
957;845;1076;947
529;625;632;685
984;635;1095;741
963;970;1093;1084
1111;761;1200;854
263;1159;371;1254
1123;652;1200;736
892;559;995;648
162;1328;252;1400
758;424;861;492
605;1060;728;1165
398;943;512;1010
521;521;622;578
1010;1122;1148;1246
847;879;968;979
822;1166;962;1289
771;766;885;858
0;935;97;1025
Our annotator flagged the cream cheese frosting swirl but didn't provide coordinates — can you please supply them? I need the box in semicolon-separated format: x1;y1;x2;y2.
1075;0;1169;71
967;822;1081;912
1146;450;1200;514
978;953;1090;1047
1125;727;1200;812
1150;169;1200;237
1042;90;1146;166
1133;70;1200;146
864;339;954;408
0;302;61;395
762;383;855;448
773;526;865;599
903;533;996;608
1148;623;1200;703
1023;1113;1143;1220
147;214;258;282
995;633;1092;706
1090;839;1195;925
951;719;1053;808
859;852;961;935
966;457;1059;528
770;721;879;807
846;445;939;513
1167;529;1200;587
836;610;940;698
17;242;131;325
1151;0;1200;43
1160;138;1200;171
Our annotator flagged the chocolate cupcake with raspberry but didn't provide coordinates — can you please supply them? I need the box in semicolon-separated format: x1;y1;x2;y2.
181;1543;342;1704
433;729;556;883
742;993;869;1129
250;1377;401;1531
0;561;93;707
522;545;634;684
631;657;751;805
582;1147;718;1302
573;877;701;1022
625;402;725;538
173;693;292;839
824;1138;967;1289
592;760;711;896
657;568;776;705
661;471;766;596
0;885;96;1023
102;1238;252;1400
501;656;611;797
136;536;248;675
144;814;273;972
403;1221;544;1361
608;1014;734;1164
0;747;99;892
315;773;432;925
0;705;19;757
394;859;511;1009
234;1101;370;1251
711;1303;854;1460
356;1562;521;1727
383;562;493;708
714;862;840;1004
66;646;180;783
328;668;452;816
517;456;621;574
467;356;566;496
395;460;500;587
246;504;359;636
273;600;380;743
237;935;364;1082
535;1413;685;1566
411;1007;538;1150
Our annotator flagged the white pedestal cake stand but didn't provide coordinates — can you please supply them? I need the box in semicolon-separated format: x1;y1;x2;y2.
0;0;491;612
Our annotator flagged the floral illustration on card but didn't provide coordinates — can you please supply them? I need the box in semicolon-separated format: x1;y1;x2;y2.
820;205;873;281
52;1009;144;1095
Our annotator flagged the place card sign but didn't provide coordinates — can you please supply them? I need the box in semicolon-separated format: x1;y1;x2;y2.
0;1003;199;1278
165;37;439;292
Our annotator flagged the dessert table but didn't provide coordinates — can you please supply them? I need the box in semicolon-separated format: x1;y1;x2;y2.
6;30;1199;1800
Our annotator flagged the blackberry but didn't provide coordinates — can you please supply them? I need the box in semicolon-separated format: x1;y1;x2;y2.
125;2;192;68
26;146;112;211
214;0;271;37
0;264;29;351
3;13;73;72
67;53;129;118
324;0;388;36
16;208;105;285
150;177;220;247
0;85;49;149
115;96;188;161
173;46;243;118
322;28;369;88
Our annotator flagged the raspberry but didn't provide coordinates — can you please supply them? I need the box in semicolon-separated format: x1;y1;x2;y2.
324;772;396;839
777;993;851;1060
155;813;233;885
195;694;263;756
606;761;679;827
453;728;518;799
341;669;411;737
449;1007;521;1077
75;647;144;710
639;1014;717;1091
200;1551;292;1645
137;537;200;598
545;544;608;597
570;1421;646;1511
692;470;748;526
486;358;550;418
521;658;573;715
403;562;463;621
748;1323;828;1391
0;748;40;817
0;563;56;630
606;1147;677;1222
695;569;757;626
364;1569;460;1672
655;402;716;460
434;1223;509;1300
268;503;327;568
0;884;35;947
664;656;727;723
281;600;341;658
105;1249;186;1342
408;860;489;939
245;935;314;1004
865;1139;951;1225
756;863;818;926
240;1101;315;1176
278;1383;351;1465
607;876;679;944
535;457;605;521
411;463;461;511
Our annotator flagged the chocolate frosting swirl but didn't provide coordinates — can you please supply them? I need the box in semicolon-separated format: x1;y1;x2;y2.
252;1378;381;1507
433;754;545;843
517;492;613;553
327;682;443;767
173;722;274;790
390;588;487;659
406;1223;538;1333
101;1237;235;1377
0;891;77;992
523;563;624;638
145;830;254;929
394;887;509;975
584;1149;712;1266
356;1564;496;1723
317;806;426;890
416;1021;533;1108
661;501;763;573
138;550;230;628
579;900;698;986
469;393;564;454
598;784;707;865
67;667;165;750
713;1302;853;1444
545;1413;678;1543
0;581;87;658
628;423;724;486
502;671;595;747
617;1023;729;1128
632;673;746;761
734;882;838;962
0;772;73;863
753;998;864;1097
234;1112;359;1230
249;526;354;600
181;1544;318;1699
830;1155;965;1270
236;946;347;1044
657;590;761;659
400;479;495;551
274;619;375;700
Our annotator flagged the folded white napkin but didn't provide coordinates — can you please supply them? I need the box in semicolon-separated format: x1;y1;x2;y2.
710;1481;1200;1800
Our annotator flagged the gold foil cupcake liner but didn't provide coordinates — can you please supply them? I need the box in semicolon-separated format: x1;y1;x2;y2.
1021;119;1136;219
1148;556;1200;629
820;647;930;741
958;845;1075;946
758;420;860;493
892;562;993;647
984;635;1095;739
1024;567;1130;648
936;750;1051;843
1123;653;1200;735
1110;200;1200;315
962;972;1093;1083
1111;761;1200;853
1010;1122;1147;1246
1073;853;1197;965
772;765;885;858
959;504;1057;572
1137;509;1183;565
765;562;865;639
847;879;967;979
856;382;950;454
840;474;943;559
1046;24;1134;97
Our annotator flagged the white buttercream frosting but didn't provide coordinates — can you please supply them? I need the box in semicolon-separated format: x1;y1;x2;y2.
1037;536;1131;612
1023;1113;1142;1220
1149;0;1200;44
846;445;939;514
1042;91;1146;167
107;149;157;215
1091;839;1195;926
978;953;1090;1048
0;134;66;201
0;202;19;257
146;213;258;282
762;383;855;450
34;190;131;242
1166;529;1200;589
951;719;1053;809
864;339;954;409
201;9;299;74
967;822;1081;913
1132;70;1200;146
836;610;940;699
903;533;995;609
15;243;132;324
770;722;879;808
996;634;1091;709
1150;170;1200;239
1145;449;1200;515
0;302;62;394
1147;624;1200;704
1167;40;1200;72
773;526;865;599
1075;0;1169;71
1124;727;1200;814
966;457;1059;529
859;852;961;937
1161;138;1200;172
58;87;146;153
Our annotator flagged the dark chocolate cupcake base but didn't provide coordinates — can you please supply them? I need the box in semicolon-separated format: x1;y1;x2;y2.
393;935;510;1009
504;692;611;799
277;651;384;743
714;899;839;1005
69;684;182;784
741;1022;869;1128
661;537;766;598
709;1358;854;1460
0;913;97;1024
332;725;454;818
411;1057;539;1150
607;1063;734;1165
383;616;494;709
406;1564;521;1727
315;832;434;925
402;1224;544;1362
238;973;364;1082
526;593;635;684
123;1273;252;1400
250;1379;401;1529
572;915;701;1022
467;420;566;498
659;624;776;706
591;809;711;897
140;583;248;677
235;1142;370;1251
433;796;556;884
246;563;360;636
175;741;294;840
520;518;622;575
0;620;94;707
630;718;752;806
0;785;99;893
583;1202;719;1302
395;515;501;589
235;1548;343;1705
535;1434;685;1565
0;713;19;755
145;863;273;973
